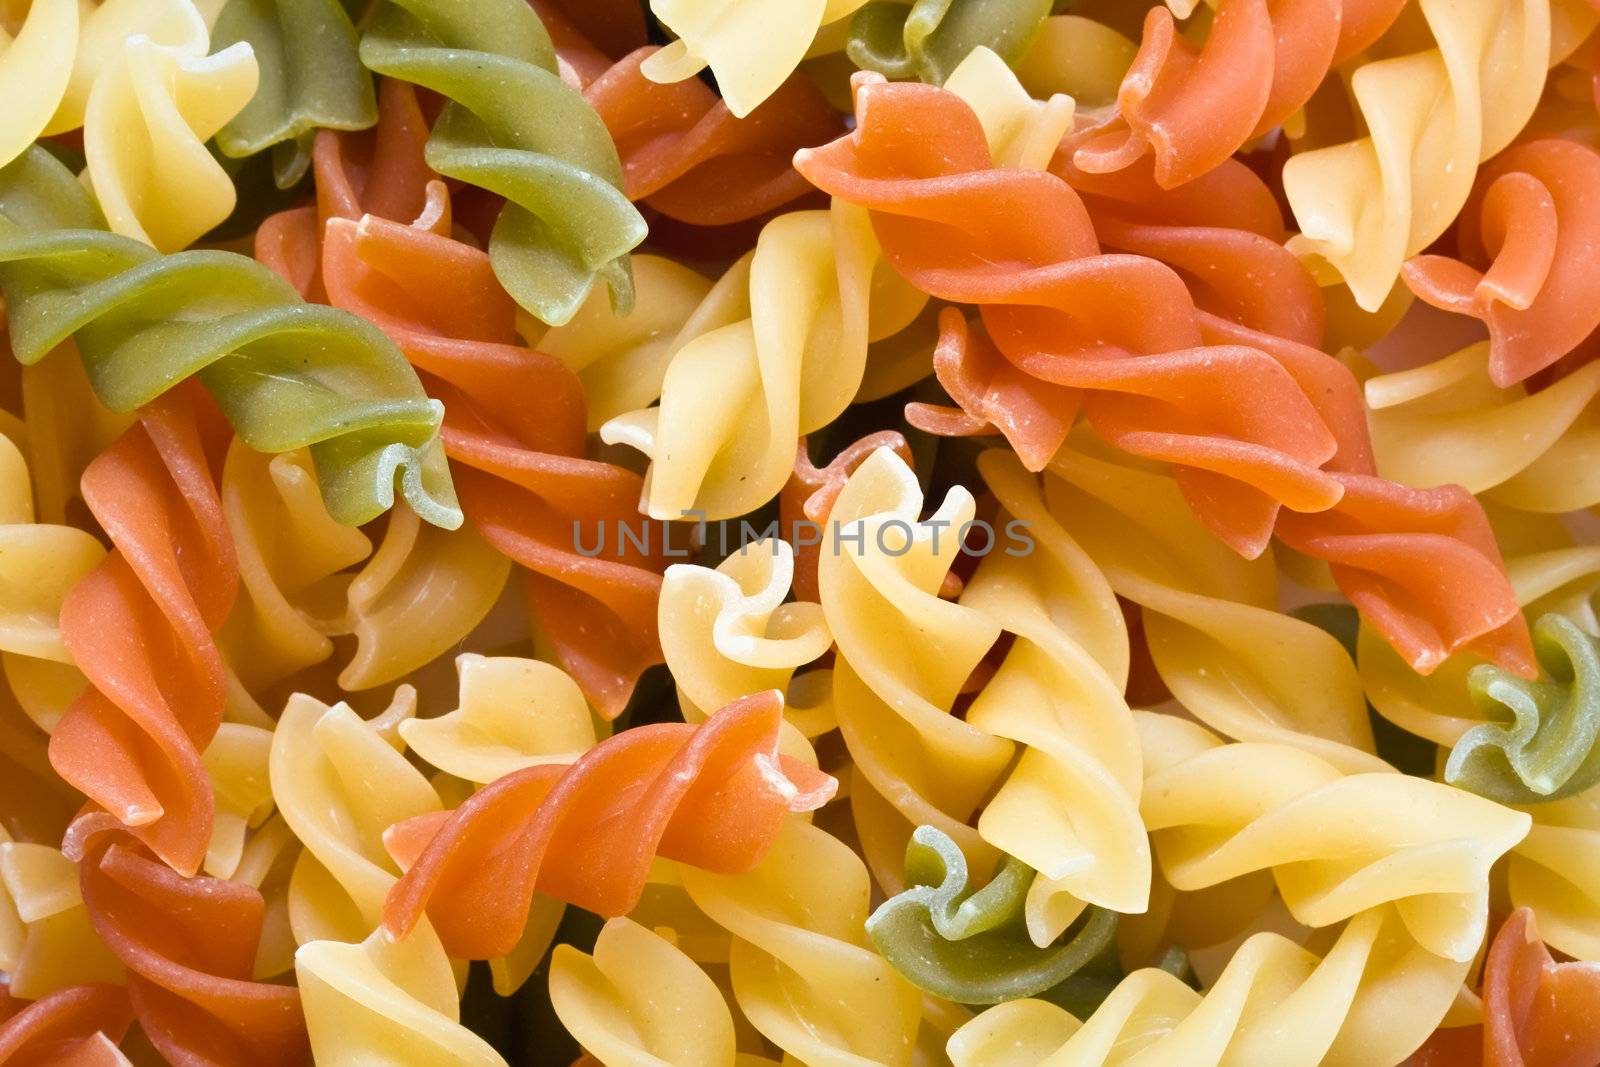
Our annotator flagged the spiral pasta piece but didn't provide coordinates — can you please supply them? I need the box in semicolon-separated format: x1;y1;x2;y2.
268;691;437;947
1073;0;1407;188
1445;613;1600;804
77;836;308;1066
398;654;599;786
297;922;504;1067
658;538;832;729
949;712;1531;1066
1043;439;1381;770
358;0;645;325
643;0;871;118
81;26;259;252
680;818;922;1065
215;441;371;694
1507;780;1600;961
0;145;462;532
381;690;837;960
1284;0;1576;311
867;824;1122;1009
211;0;377;187
551;917;775;1067
1366;341;1600;515
600;197;926;521
44;386;235;879
0;982;133;1066
796;74;1531;677
1410;907;1600;1066
1404;139;1600;388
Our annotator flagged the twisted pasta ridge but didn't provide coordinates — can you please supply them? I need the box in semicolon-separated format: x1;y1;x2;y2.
317;181;666;717
46;386;236;878
846;0;1053;86
680;818;922;1066
950;909;1466;1067
867;824;1122;1009
296;923;504;1067
358;0;646;326
797;75;1532;677
1135;712;1528;962
0;0;76;170
212;0;378;188
268;692;438;947
643;0;871;118
1445;613;1600;804
215;441;371;695
1411;907;1600;1067
0;982;132;1066
949;713;1532;1066
0;829;124;1001
398;653;599;786
77;836;308;1066
0;429;104;726
1366;341;1600;514
1283;0;1569;311
80;22;259;252
1404;139;1600;388
1073;0;1407;188
381;690;837;960
551;917;778;1067
659;538;832;729
1044;440;1383;770
0;0;260;249
599;197;927;521
0;146;462;532
582;45;843;227
794;76;1345;557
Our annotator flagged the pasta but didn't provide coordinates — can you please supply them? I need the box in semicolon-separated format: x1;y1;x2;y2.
0;145;462;532
599;198;927;521
359;0;647;325
1283;0;1596;311
48;386;236;878
846;0;1054;86
643;0;871;118
796;72;1532;678
211;0;377;188
1410;907;1600;1066
866;823;1122;1009
382;691;837;959
6;0;1600;1061
1073;0;1407;188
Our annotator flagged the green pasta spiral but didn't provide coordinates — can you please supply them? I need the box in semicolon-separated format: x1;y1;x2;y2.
359;0;646;326
214;0;379;189
866;824;1127;1014
0;146;461;531
847;0;1054;85
1447;613;1600;804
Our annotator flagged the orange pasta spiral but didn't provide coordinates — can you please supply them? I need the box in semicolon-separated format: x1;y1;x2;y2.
381;691;836;960
76;836;307;1066
1072;0;1408;188
797;76;1532;675
49;384;237;879
1405;138;1600;388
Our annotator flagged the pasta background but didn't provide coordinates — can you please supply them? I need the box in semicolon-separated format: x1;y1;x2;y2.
4;0;1600;1062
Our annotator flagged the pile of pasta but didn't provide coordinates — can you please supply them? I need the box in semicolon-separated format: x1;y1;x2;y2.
4;0;1600;1063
